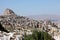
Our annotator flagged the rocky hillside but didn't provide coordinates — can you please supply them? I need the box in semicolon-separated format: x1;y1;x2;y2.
0;9;59;36
0;8;41;31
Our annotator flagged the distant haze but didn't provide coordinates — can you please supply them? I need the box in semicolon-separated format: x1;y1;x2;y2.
27;15;60;23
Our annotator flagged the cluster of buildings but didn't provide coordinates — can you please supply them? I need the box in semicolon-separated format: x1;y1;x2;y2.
0;8;60;40
0;28;32;40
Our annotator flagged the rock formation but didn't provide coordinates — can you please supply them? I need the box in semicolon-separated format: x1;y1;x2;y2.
4;8;15;15
0;8;41;31
0;8;59;37
0;23;9;33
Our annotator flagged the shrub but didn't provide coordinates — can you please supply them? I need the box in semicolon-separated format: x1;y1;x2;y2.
24;30;54;40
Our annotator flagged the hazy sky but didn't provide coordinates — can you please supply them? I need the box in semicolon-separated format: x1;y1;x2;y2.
0;0;60;16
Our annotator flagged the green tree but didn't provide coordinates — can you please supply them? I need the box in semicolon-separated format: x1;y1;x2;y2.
24;30;54;40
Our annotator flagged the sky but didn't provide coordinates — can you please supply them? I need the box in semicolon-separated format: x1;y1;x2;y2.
0;0;60;16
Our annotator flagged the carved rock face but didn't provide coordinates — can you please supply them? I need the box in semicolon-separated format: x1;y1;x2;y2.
4;8;15;15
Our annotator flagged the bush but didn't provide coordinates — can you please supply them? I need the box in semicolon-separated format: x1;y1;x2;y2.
24;30;54;40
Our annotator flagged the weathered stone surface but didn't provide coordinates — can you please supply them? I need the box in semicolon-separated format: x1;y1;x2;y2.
4;8;15;15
